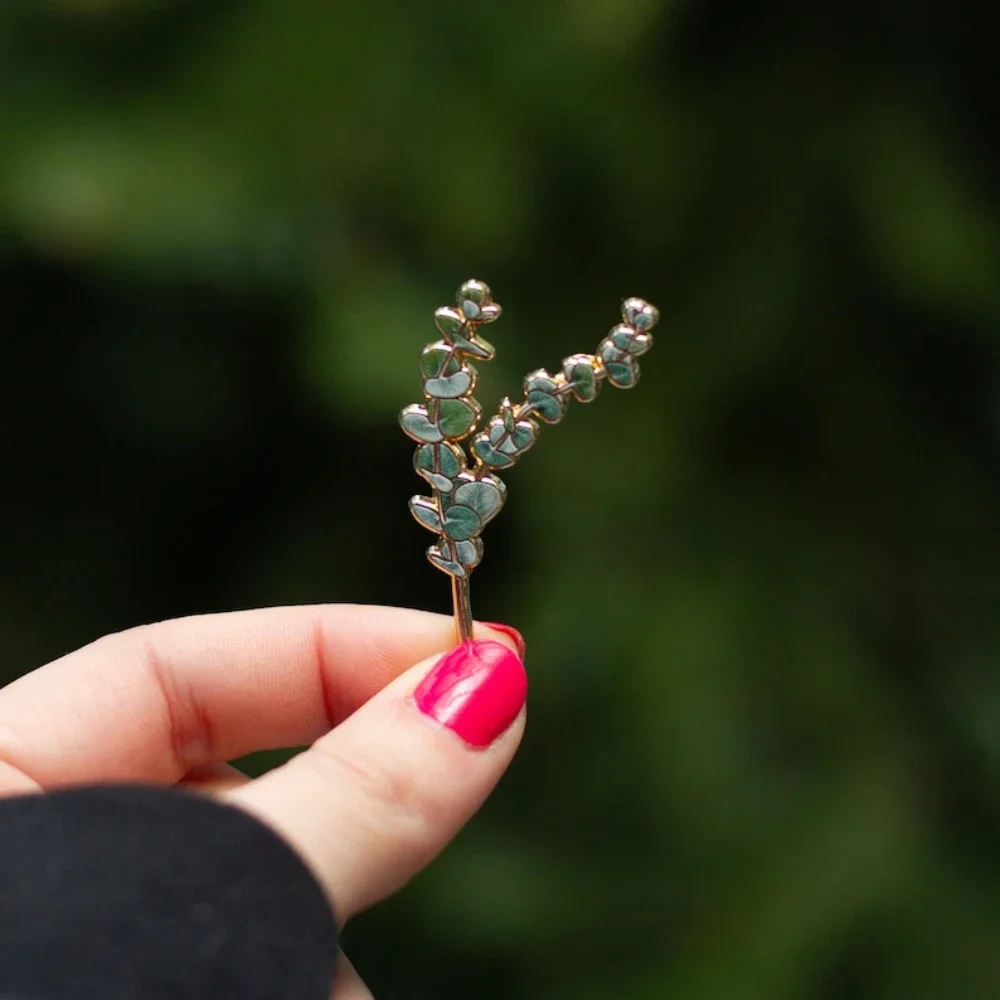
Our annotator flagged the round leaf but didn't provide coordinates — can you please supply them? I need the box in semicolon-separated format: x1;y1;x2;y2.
425;371;473;398
437;398;480;438
511;421;537;450
400;404;443;443
414;442;456;476
605;360;639;388
442;503;480;541
622;297;659;331
610;324;638;351
627;331;652;357
486;413;537;456
408;497;442;533
421;342;474;397
454;479;505;522
434;307;465;338
414;442;466;491
450;329;495;361
419;342;461;379
600;339;626;364
473;436;516;469
427;546;467;578
457;279;490;309
562;354;601;403
454;538;483;567
526;388;566;423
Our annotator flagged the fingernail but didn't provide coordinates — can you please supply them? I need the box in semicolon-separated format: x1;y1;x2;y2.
482;622;526;661
414;640;527;749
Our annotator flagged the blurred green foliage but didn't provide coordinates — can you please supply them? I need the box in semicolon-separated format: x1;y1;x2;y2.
2;1;1000;997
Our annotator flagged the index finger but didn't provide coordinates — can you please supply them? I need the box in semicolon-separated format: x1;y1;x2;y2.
0;605;501;794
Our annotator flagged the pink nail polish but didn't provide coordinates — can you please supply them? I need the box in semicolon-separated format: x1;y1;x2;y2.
482;622;526;661
414;640;527;748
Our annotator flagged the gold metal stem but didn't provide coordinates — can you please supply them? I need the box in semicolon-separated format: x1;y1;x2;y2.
452;575;474;645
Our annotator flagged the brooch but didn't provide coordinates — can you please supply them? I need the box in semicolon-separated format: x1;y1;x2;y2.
400;280;659;644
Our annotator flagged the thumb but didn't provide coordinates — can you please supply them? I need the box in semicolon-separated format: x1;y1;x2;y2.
225;637;526;920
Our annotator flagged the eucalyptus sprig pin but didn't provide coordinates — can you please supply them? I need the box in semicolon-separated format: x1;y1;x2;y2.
400;280;659;644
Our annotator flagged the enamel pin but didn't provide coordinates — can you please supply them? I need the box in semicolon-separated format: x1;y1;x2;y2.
400;280;659;644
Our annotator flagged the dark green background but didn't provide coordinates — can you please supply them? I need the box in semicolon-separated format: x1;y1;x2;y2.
2;2;999;997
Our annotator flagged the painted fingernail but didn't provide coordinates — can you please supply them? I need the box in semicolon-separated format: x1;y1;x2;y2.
414;640;527;748
482;622;526;661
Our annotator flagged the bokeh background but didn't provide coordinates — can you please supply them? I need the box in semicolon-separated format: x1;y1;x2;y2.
3;1;1000;997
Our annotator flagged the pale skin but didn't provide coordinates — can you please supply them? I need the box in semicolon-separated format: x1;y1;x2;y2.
0;605;526;999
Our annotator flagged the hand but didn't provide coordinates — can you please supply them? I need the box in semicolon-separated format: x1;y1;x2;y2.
0;605;527;998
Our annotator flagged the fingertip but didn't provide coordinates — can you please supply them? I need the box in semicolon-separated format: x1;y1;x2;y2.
475;622;526;661
413;640;527;750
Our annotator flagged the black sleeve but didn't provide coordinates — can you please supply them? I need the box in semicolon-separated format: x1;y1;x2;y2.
0;785;338;1000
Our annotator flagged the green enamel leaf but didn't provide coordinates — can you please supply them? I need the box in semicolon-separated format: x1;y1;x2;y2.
421;343;473;397
442;504;480;541
419;343;459;379
450;330;495;361
605;360;639;388
623;298;659;331
511;422;536;450
523;369;567;424
437;398;480;438
428;546;467;578
610;324;652;357
472;436;516;469
413;442;465;479
454;479;505;522
456;282;501;324
489;425;514;454
454;538;482;566
611;324;637;351
524;369;558;393
409;497;442;533
400;404;443;443
457;280;489;309
562;354;601;403
500;400;516;432
526;389;565;423
414;443;465;492
628;331;652;356
434;307;465;338
426;472;453;491
484;413;537;458
600;339;625;365
439;443;464;477
425;371;472;398
602;332;651;364
413;445;437;475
